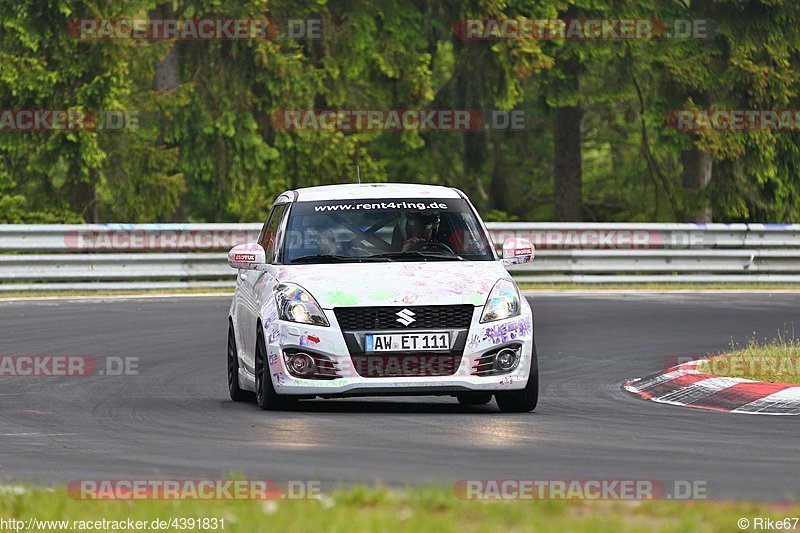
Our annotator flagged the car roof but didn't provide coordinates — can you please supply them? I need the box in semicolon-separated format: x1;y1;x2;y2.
288;183;463;202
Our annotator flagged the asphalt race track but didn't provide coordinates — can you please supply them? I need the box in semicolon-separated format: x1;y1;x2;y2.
1;293;798;501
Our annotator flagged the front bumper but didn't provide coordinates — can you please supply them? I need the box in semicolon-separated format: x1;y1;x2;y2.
262;307;535;397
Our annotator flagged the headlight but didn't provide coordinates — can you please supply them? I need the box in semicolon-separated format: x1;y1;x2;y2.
480;279;521;323
274;283;329;326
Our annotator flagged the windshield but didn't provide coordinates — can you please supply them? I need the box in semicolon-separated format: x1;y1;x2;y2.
281;198;495;263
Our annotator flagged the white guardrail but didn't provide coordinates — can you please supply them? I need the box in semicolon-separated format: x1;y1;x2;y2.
1;223;800;290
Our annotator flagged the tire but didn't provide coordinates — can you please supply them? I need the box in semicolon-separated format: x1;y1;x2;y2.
495;342;539;413
457;394;493;405
255;327;295;411
228;320;254;402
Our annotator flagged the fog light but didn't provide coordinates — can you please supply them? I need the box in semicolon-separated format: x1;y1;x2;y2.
495;348;518;372
288;353;316;376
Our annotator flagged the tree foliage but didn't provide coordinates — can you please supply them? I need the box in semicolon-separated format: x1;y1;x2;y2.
1;0;799;223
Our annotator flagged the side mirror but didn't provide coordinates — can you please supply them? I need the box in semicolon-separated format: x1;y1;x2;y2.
228;243;268;270
501;237;534;266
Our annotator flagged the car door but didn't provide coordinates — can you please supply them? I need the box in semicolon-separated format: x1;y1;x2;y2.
236;200;289;373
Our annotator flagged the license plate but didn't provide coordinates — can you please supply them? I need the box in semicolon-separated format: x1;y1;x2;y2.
365;333;450;353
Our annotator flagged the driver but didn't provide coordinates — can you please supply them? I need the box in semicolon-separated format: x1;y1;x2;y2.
304;217;338;255
401;212;440;252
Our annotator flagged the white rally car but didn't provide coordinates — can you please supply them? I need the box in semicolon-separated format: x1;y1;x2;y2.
227;183;537;412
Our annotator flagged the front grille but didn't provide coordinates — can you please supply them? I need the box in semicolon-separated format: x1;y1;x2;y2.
472;352;499;376
351;354;461;377
334;305;474;331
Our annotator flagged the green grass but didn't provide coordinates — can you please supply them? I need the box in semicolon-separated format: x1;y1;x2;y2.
697;338;800;384
1;485;797;532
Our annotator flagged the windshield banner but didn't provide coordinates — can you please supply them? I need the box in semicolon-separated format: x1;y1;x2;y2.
292;198;460;215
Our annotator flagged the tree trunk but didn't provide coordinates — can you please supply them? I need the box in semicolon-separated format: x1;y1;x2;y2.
680;147;712;222
463;128;488;205
489;137;509;212
91;167;99;223
64;174;94;222
150;3;180;92
554;102;583;221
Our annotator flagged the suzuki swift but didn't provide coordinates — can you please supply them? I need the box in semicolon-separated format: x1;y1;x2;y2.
227;183;537;412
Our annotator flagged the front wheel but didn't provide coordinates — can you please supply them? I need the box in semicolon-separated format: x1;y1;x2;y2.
255;327;296;411
228;320;254;402
495;343;539;413
457;394;493;405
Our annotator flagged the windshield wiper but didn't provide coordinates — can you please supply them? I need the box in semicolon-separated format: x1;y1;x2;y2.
369;251;464;261
291;254;393;264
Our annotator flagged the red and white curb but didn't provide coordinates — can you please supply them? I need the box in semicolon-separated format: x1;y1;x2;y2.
625;360;800;415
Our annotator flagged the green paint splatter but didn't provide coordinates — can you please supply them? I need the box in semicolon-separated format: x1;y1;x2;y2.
368;288;396;301
462;291;486;306
327;289;359;306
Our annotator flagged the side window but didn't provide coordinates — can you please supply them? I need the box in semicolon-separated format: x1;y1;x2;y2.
260;204;287;263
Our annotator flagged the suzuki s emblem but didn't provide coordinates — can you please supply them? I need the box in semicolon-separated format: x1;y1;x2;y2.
396;308;416;326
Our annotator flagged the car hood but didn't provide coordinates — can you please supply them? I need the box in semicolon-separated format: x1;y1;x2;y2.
274;261;510;308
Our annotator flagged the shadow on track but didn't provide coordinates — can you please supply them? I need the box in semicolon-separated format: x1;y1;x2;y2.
220;398;533;415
